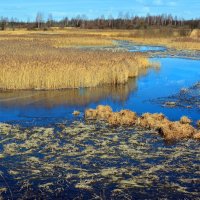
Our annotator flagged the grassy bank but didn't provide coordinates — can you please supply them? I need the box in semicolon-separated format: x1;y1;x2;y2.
0;36;151;90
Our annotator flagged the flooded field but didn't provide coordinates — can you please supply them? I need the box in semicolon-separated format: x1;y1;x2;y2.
0;43;200;199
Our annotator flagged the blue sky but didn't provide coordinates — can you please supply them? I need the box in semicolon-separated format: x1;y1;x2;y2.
0;0;199;21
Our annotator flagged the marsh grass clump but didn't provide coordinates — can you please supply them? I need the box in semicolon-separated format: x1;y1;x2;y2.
85;105;200;141
85;105;138;126
0;38;151;90
72;111;80;116
197;120;200;128
194;132;200;139
165;101;177;107
180;116;192;124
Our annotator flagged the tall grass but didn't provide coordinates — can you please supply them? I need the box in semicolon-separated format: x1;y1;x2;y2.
0;39;151;90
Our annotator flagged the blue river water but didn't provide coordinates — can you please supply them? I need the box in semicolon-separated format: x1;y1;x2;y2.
0;47;200;126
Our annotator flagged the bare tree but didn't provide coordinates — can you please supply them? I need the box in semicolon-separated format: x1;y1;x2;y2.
75;15;81;27
108;14;114;28
0;17;8;30
36;12;43;29
47;14;53;27
10;17;16;31
81;14;87;28
63;17;69;27
98;15;105;28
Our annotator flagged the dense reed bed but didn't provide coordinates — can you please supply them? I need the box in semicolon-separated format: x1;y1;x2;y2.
0;38;151;90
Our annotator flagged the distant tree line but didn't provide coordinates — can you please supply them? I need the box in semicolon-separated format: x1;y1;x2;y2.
0;13;200;31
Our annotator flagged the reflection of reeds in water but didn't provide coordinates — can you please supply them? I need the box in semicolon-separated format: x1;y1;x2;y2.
0;78;138;108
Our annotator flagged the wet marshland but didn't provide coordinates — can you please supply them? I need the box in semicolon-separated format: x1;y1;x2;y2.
0;43;200;199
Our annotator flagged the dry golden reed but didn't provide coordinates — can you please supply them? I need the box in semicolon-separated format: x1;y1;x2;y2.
0;29;114;47
44;27;200;50
0;38;150;90
1;28;199;50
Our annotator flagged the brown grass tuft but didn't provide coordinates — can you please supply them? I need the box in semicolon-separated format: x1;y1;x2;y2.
85;105;199;141
180;116;192;124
